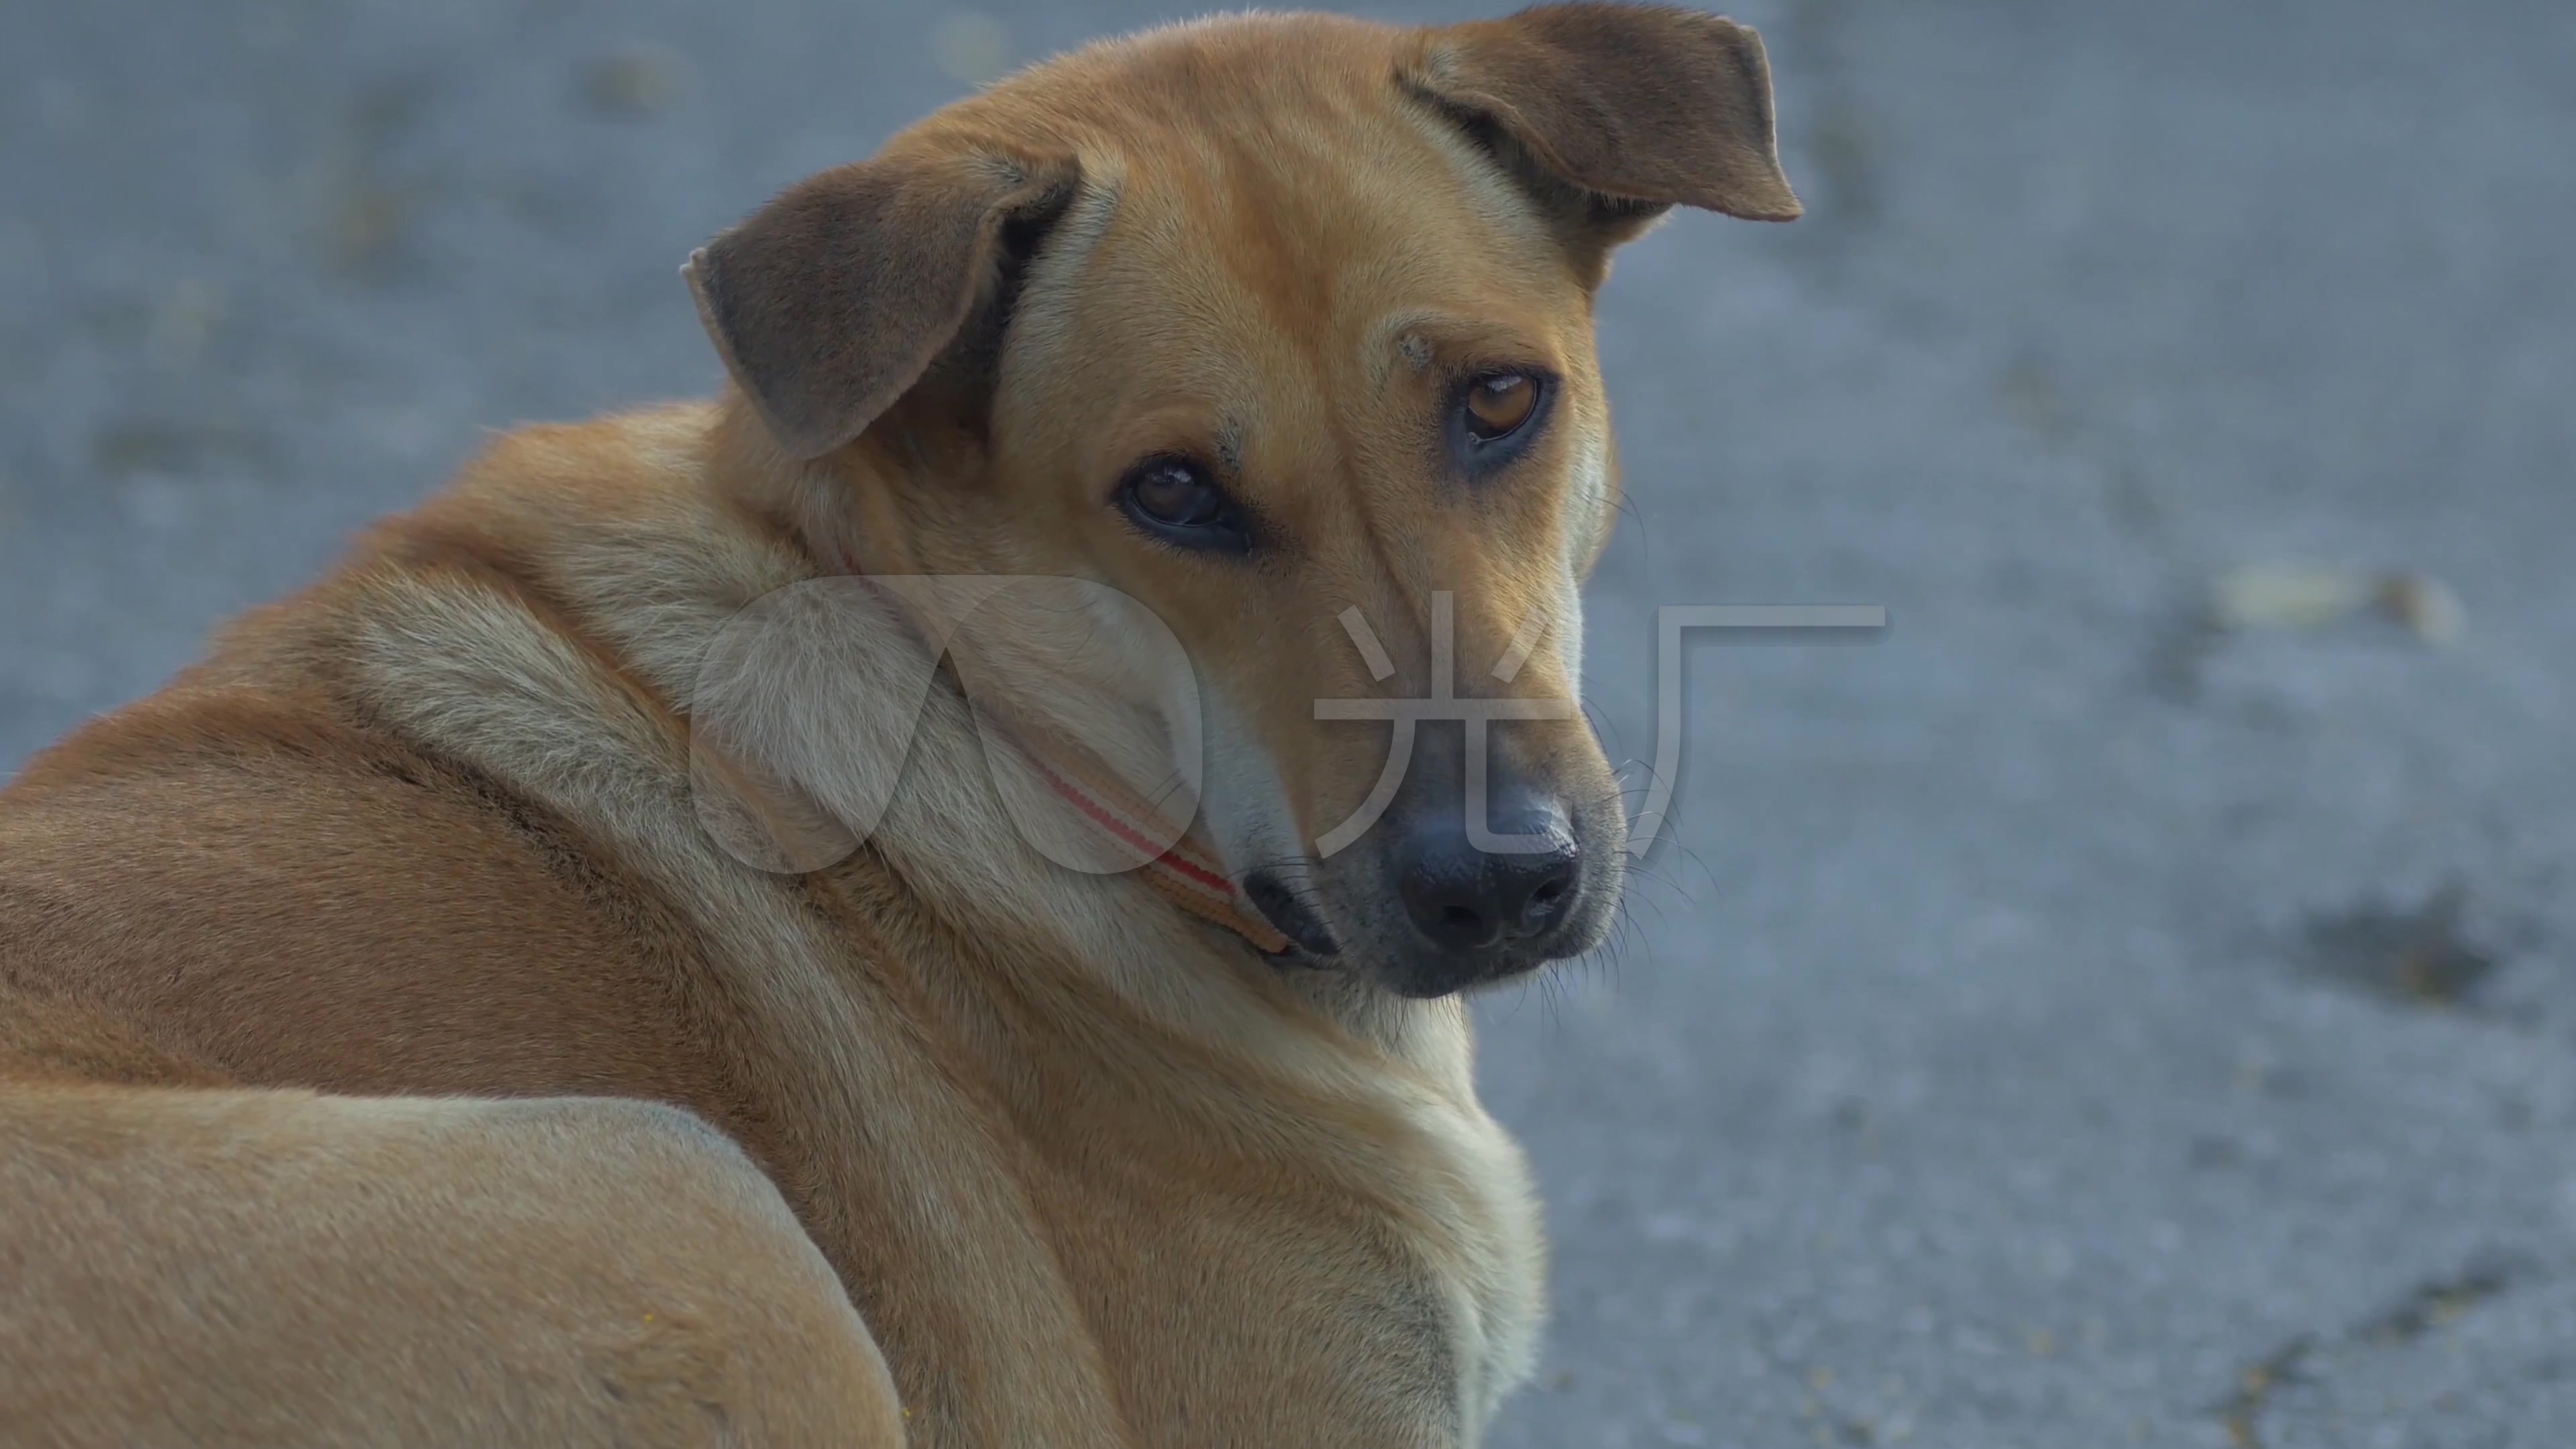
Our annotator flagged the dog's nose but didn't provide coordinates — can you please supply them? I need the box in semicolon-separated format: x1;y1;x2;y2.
1394;801;1580;955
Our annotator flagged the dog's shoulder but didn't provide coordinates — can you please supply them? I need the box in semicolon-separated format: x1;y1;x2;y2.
0;403;781;1103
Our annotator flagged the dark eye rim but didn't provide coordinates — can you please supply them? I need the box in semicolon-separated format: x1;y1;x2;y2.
1114;455;1254;555
1446;368;1558;477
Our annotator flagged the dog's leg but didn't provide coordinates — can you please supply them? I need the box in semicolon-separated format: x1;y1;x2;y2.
0;1085;906;1448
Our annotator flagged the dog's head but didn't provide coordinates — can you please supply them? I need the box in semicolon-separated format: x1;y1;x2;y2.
687;5;1796;998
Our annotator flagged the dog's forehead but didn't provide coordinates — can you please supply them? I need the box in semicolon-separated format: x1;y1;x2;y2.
984;23;1582;415
977;12;1570;309
997;11;1421;127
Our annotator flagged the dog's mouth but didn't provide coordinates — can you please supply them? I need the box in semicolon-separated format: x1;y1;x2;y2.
1236;846;1621;998
1241;868;1342;961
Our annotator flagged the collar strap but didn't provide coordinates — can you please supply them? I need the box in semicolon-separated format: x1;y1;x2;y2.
831;564;1291;955
1010;737;1292;955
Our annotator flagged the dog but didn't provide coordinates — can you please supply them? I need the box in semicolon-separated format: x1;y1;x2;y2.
0;5;1796;1444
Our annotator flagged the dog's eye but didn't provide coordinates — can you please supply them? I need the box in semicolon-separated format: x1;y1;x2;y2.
1128;460;1223;527
1462;372;1540;441
1118;458;1250;553
1447;370;1556;478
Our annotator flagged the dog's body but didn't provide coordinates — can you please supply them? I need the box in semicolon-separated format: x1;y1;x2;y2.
0;9;1793;1445
3;407;1540;1446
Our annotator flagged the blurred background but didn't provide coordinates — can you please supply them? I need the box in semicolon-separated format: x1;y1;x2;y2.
5;1;2572;1444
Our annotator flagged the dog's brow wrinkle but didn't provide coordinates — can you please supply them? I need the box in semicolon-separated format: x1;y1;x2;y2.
1362;309;1450;386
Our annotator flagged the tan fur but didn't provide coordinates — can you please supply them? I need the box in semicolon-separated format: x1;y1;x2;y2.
0;8;1792;1445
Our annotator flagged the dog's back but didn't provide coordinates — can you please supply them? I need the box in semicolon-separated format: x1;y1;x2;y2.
0;411;910;1447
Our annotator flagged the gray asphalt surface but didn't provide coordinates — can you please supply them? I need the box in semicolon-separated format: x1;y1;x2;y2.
5;2;2573;1445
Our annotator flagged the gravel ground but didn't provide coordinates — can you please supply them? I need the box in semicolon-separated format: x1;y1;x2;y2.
5;2;2573;1445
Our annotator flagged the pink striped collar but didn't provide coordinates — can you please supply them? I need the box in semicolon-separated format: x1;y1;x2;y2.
828;561;1290;955
1010;734;1291;955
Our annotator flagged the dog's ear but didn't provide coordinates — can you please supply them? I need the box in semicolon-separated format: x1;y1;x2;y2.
684;148;1080;460
1407;4;1799;262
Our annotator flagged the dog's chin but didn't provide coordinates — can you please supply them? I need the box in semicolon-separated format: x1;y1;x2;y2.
1366;949;1548;1001
1252;898;1620;1002
1237;850;1623;998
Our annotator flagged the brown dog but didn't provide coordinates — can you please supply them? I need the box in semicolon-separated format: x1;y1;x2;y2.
0;6;1795;1445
